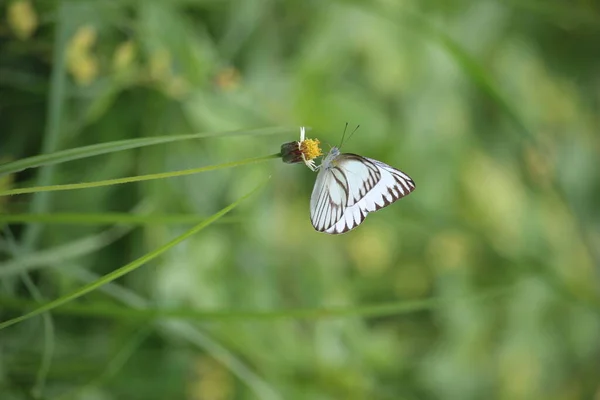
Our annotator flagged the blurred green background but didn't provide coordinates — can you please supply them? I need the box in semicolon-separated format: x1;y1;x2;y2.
1;0;600;399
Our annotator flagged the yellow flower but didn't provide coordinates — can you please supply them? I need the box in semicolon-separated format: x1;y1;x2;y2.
66;25;98;86
8;0;38;40
112;40;136;72
215;67;241;91
280;127;323;171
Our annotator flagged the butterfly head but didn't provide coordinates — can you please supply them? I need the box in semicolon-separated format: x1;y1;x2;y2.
321;146;341;169
328;147;340;157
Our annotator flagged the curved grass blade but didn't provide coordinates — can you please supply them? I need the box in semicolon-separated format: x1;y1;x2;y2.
0;153;280;197
0;284;515;322
56;327;152;400
409;15;534;141
21;274;55;399
3;228;56;399
0;202;157;278
0;224;133;278
20;0;71;252
353;3;534;141
0;213;243;225
380;7;600;282
63;268;281;400
0;178;269;331
0;127;292;176
353;2;600;295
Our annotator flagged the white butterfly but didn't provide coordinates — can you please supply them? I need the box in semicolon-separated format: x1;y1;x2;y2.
310;145;416;235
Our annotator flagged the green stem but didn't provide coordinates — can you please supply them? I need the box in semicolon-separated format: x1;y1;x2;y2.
0;213;241;225
0;127;292;176
0;284;514;322
0;153;280;197
0;178;268;331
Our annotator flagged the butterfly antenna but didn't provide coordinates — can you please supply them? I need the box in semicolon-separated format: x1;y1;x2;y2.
346;124;360;144
338;122;349;148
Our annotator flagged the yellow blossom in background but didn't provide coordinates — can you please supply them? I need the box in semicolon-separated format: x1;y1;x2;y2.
426;231;472;272
394;263;431;298
165;76;190;98
146;48;190;98
66;25;98;86
71;25;96;49
215;67;241;91
188;357;233;400
348;226;393;275
462;152;526;257
524;144;554;188
149;48;172;82
7;0;38;40
498;344;540;399
112;40;136;72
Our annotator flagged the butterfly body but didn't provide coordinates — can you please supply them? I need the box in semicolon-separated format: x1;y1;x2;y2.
310;147;415;234
320;146;341;168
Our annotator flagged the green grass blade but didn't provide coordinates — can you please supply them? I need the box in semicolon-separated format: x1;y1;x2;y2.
0;153;280;197
0;285;514;322
0;178;269;331
0;127;293;176
10;6;69;395
351;3;534;141
0;213;242;225
62;268;281;400
20;0;71;251
56;328;152;400
165;321;281;400
412;17;534;141
3;230;56;398
0;225;133;277
19;274;55;399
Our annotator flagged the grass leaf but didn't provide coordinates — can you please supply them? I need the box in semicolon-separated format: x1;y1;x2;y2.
0;178;269;331
0;127;292;176
0;285;514;322
0;153;280;197
0;213;242;225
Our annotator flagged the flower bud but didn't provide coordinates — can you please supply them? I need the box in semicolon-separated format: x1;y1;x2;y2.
280;141;304;164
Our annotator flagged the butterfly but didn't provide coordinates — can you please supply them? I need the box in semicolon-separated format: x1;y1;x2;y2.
309;130;415;234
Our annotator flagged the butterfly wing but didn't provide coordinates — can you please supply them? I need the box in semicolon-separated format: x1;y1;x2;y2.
309;159;350;232
310;153;415;234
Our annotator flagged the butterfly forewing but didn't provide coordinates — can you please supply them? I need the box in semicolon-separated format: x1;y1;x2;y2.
333;154;381;206
310;153;415;234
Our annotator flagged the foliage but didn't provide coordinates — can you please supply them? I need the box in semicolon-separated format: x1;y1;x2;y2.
1;1;600;399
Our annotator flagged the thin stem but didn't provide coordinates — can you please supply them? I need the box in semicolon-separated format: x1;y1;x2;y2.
0;153;280;197
0;284;515;322
0;213;242;225
0;178;268;330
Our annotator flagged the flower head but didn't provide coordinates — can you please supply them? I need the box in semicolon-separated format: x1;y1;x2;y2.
280;127;323;171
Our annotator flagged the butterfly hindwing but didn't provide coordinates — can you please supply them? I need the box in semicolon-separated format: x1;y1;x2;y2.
310;153;415;234
310;163;346;232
